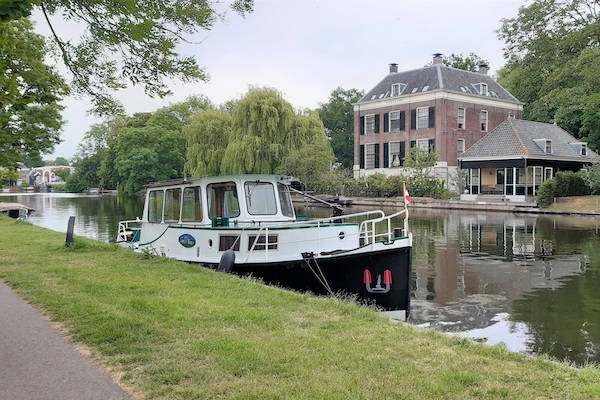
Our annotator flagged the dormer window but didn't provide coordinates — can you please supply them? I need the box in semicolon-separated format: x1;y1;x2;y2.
582;143;587;156
391;83;406;97
570;142;588;156
473;83;488;96
545;139;552;154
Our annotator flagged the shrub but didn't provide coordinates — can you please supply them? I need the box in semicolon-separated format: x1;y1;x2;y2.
537;179;556;207
554;171;591;197
584;164;600;195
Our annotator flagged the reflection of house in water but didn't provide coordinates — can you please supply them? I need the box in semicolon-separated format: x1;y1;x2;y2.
410;211;587;333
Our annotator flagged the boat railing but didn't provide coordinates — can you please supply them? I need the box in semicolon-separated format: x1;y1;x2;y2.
358;210;406;245
117;218;141;242
244;209;408;262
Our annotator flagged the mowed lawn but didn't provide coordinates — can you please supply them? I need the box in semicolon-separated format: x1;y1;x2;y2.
0;217;599;399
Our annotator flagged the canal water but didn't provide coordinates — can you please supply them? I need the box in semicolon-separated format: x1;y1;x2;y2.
2;193;600;365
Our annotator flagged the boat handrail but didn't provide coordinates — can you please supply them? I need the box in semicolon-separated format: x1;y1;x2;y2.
244;209;408;262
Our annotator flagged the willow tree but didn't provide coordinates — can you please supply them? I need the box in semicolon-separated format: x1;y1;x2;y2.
277;112;334;184
184;110;232;177
221;88;296;174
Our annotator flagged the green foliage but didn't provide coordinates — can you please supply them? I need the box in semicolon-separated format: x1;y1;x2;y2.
18;0;254;115
0;0;34;21
0;168;18;187
317;87;364;168
554;171;591;197
52;157;69;166
53;168;70;181
497;0;600;150
0;18;68;168
276;112;334;185
442;53;489;72
184;110;232;176
65;154;103;192
584;164;600;195
537;179;556;208
222;88;296;174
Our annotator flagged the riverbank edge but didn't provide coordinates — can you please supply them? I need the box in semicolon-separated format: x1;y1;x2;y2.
0;217;599;399
294;196;600;216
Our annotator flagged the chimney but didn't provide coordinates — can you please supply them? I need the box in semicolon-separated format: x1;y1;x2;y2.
389;63;398;74
432;53;443;64
478;63;489;75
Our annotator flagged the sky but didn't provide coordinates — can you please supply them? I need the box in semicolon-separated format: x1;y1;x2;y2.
32;0;525;159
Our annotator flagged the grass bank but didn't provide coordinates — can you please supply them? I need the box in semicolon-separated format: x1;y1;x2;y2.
547;195;600;212
0;217;599;399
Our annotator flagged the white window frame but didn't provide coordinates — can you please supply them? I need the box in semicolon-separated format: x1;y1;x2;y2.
457;107;465;129
389;141;403;168
545;139;552;154
364;114;375;135
416;107;429;130
457;139;465;154
480;83;488;96
480;110;488;132
389;110;402;132
544;167;553;181
364;143;376;169
391;83;406;97
581;143;587;156
416;138;429;152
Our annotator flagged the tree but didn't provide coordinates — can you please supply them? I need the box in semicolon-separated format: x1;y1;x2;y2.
65;153;103;192
442;53;489;72
317;87;364;168
221;87;296;174
497;0;600;149
2;0;253;114
184;110;232;177
0;18;67;168
277;112;335;185
0;168;19;187
52;157;69;166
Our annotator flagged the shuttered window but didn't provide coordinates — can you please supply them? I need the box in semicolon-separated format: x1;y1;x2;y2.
365;144;376;169
390;111;402;132
416;107;429;129
365;115;375;134
389;141;405;167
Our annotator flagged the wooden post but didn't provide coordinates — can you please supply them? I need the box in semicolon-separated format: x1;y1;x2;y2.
65;216;75;247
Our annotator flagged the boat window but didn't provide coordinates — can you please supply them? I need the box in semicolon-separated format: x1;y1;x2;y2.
148;190;164;223
245;182;277;215
207;182;240;218
164;188;181;222
277;183;294;218
182;186;202;222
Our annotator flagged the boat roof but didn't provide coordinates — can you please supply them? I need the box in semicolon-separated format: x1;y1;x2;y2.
143;174;299;189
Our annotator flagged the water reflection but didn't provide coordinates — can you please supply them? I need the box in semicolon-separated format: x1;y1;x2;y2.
2;194;600;365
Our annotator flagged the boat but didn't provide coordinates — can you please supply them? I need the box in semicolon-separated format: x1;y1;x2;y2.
116;174;412;316
0;202;33;219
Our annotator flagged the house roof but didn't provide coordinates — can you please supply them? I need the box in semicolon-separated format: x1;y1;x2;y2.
460;119;599;161
357;63;520;104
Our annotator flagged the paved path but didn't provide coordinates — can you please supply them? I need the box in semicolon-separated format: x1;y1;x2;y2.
0;280;131;400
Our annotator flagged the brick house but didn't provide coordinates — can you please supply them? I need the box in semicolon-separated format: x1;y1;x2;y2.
353;54;524;188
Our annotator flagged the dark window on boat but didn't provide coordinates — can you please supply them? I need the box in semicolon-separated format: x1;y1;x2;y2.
219;235;240;251
148;190;164;223
277;183;294;218
207;182;240;218
164;188;181;222
248;234;278;251
182;186;202;222
245;182;277;215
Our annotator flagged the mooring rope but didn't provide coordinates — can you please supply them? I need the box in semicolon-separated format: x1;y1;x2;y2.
303;256;334;297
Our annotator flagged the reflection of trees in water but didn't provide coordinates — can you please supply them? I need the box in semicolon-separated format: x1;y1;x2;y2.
63;194;144;239
510;241;600;365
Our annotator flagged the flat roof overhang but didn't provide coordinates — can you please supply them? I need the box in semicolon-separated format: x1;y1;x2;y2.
459;156;597;170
